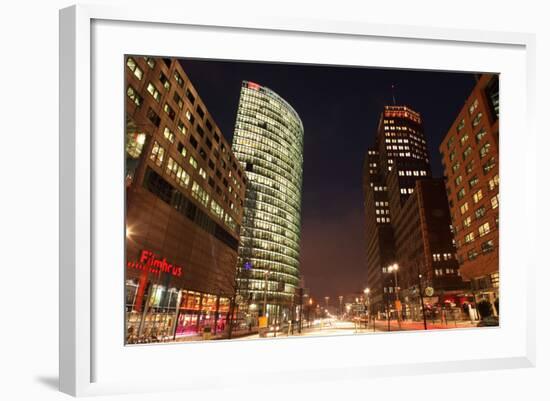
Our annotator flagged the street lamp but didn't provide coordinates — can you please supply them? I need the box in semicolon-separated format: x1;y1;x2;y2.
363;287;370;329
388;264;401;326
262;268;271;321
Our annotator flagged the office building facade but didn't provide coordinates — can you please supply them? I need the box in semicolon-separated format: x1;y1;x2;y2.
124;56;247;342
393;179;466;320
231;81;304;325
363;106;432;315
439;74;499;310
363;105;470;319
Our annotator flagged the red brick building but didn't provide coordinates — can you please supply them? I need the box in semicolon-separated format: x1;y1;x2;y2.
439;74;499;310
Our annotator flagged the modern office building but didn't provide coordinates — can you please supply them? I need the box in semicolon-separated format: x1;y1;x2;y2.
231;81;305;325
362;147;395;312
362;105;432;315
439;74;499;311
393;178;466;320
124;56;247;342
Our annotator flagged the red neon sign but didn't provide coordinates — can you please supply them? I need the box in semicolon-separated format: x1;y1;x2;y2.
247;82;261;90
127;250;183;277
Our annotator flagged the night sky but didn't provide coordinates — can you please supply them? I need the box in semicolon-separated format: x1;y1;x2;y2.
178;58;477;303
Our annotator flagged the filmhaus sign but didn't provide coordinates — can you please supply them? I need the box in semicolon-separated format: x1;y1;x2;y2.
127;249;183;277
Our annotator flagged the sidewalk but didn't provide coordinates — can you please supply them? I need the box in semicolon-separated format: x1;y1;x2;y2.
371;318;479;332
174;327;259;342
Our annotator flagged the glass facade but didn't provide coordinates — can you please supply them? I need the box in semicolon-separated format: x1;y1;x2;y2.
232;81;304;324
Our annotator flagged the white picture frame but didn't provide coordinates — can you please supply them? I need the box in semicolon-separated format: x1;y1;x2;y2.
59;3;536;397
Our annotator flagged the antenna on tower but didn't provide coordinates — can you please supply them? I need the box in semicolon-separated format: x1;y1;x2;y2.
391;84;397;105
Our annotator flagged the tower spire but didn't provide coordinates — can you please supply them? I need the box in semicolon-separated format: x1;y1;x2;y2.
391;84;397;105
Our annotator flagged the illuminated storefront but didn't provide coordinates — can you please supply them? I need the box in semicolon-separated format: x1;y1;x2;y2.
231;81;304;324
125;277;232;343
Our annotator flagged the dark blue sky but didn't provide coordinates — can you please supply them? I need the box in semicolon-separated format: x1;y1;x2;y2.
179;58;476;302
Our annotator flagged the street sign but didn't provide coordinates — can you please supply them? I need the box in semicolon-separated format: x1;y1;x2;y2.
258;316;268;328
425;287;434;297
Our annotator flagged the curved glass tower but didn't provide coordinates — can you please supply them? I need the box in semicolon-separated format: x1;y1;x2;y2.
231;81;304;324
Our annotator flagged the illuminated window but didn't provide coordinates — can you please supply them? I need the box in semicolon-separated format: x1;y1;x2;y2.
147;82;161;102
463;216;472;228
460;133;469;146
186;110;195;124
455;175;463;186
491;195;500;209
464;232;475;243
224;213;236;231
163;127;175;143
191;181;209;207
126;85;142;106
478;222;491;237
462;146;472;160
473;189;483;204
466;160;475;174
166;157;190;188
198;168;207;180
472;112;483;127
489;174;500;191
469;176;479;189
490;272;500;288
479;143;491;158
177;120;187;135
468;99;479;115
174;70;184;87
163;103;175;120
159;72;170;90
210;200;224;220
174;92;184;109
177;142;187;158
457;119;465;131
143;57;155;69
457;188;466;200
150;141;165;167
126;132;146;159
126;57;143;80
483;157;496;174
189;156;198;169
460;202;469;215
476;129;487;143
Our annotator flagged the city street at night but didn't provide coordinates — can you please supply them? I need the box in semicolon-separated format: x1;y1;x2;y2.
124;56;499;345
218;317;480;341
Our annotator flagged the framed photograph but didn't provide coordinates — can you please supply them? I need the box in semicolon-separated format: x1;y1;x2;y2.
59;4;536;397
